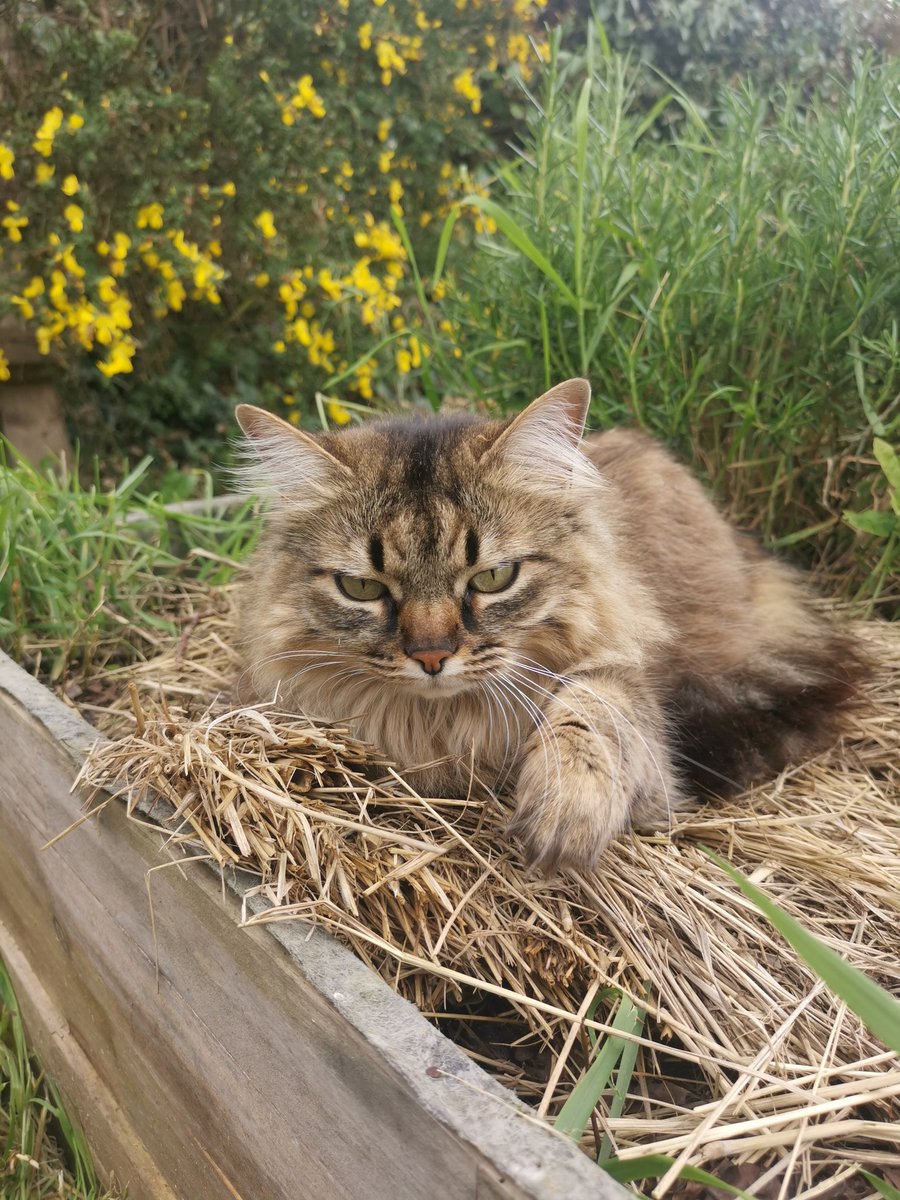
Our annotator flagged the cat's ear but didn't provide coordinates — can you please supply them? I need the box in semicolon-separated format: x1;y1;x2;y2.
233;404;353;500
483;378;597;489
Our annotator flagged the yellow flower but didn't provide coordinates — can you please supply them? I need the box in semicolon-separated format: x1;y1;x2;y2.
327;400;352;426
97;338;136;377
388;179;404;205
112;232;131;259
35;162;54;183
0;349;10;382
68;113;85;131
136;202;164;230
166;279;186;311
453;69;482;114
98;275;118;304
60;246;85;278
255;272;270;287
222;181;236;197
2;213;29;242
375;40;406;86
358;22;373;51
376;118;392;144
258;69;270;83
0;143;14;180
33;106;64;155
61;174;79;196
11;294;34;319
254;209;277;239
317;268;342;300
290;75;326;119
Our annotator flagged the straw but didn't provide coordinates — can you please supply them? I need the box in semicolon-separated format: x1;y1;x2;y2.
74;585;900;1195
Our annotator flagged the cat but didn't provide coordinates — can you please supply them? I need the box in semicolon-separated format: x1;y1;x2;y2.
233;379;861;873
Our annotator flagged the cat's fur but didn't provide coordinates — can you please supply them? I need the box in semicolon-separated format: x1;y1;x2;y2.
234;379;861;872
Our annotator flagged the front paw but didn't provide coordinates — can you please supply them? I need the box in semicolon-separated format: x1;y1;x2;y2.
508;727;634;874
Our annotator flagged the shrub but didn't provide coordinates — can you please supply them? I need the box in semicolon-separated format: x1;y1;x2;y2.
0;0;553;464
555;0;900;115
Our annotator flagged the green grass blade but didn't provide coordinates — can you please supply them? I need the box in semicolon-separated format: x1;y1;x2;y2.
706;850;900;1053
460;194;578;306
431;205;462;289
554;993;644;1140
603;1154;756;1199
861;1170;900;1199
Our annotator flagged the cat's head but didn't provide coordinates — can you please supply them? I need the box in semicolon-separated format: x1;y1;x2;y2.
234;380;614;706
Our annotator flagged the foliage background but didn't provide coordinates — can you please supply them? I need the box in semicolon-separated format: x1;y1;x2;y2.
0;0;898;605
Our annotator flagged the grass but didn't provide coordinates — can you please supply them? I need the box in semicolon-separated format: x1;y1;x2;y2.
555;851;900;1198
426;31;900;606
0;440;258;684
0;957;119;1200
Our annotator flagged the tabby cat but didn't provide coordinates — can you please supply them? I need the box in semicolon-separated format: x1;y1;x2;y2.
234;380;860;872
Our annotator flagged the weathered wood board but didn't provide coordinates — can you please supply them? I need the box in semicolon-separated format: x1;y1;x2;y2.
0;650;626;1200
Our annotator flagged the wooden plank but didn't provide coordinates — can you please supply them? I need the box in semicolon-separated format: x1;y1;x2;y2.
0;652;623;1200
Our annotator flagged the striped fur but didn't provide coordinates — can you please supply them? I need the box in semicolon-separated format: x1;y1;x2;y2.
234;380;862;873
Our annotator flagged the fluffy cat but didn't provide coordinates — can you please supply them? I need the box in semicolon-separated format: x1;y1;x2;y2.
233;379;861;873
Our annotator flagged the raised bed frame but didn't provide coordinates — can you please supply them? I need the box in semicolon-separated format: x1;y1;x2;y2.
0;649;626;1200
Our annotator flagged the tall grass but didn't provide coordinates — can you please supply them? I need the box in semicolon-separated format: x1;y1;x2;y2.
0;443;257;681
437;32;900;600
1;958;120;1199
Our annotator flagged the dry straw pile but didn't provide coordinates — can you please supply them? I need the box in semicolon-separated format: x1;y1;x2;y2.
76;585;900;1198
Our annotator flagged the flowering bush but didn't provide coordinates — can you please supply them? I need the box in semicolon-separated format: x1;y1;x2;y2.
0;0;553;459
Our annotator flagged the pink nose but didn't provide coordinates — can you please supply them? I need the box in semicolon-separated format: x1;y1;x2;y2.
408;646;454;675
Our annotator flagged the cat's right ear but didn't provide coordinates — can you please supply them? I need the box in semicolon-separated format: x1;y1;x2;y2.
232;404;353;501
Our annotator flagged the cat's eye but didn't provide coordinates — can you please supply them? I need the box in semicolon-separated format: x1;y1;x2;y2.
469;563;519;594
336;574;387;602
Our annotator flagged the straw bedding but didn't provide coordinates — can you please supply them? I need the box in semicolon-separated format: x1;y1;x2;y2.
74;584;900;1198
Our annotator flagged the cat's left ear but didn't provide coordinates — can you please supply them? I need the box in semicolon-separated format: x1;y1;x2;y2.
483;378;595;488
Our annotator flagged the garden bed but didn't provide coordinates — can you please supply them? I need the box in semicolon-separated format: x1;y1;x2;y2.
20;582;900;1199
0;645;618;1200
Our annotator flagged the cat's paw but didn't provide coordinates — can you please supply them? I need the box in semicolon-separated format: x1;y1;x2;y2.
508;724;638;874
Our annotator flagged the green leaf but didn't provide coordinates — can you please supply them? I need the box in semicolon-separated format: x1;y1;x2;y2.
873;438;900;493
603;1154;756;1199
431;206;462;289
705;850;900;1054
844;509;897;537
861;1170;900;1199
554;993;644;1140
460;194;578;306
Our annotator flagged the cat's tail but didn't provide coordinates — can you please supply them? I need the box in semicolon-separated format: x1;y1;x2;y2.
668;621;866;797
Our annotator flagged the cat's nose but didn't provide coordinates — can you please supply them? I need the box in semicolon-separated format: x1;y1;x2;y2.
407;643;455;675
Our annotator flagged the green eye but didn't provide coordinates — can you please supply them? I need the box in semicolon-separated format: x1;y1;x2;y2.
336;574;387;601
469;563;519;594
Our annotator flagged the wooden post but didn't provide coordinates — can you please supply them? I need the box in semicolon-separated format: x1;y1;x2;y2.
0;319;72;464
